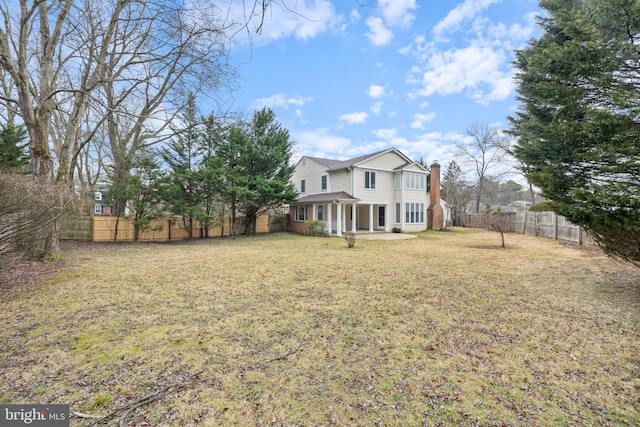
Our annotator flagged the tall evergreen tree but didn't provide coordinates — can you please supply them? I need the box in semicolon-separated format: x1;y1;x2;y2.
508;0;640;264
0;124;29;173
125;151;164;241
220;108;298;234
160;95;206;239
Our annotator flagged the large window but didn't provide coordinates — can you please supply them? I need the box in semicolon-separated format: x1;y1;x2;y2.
404;172;425;190
295;205;307;221
364;171;376;189
317;205;324;221
321;175;327;191
395;173;401;189
405;202;425;224
300;179;306;193
395;203;401;224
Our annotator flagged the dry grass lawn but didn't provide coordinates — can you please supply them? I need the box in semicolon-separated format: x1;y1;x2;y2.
0;229;639;426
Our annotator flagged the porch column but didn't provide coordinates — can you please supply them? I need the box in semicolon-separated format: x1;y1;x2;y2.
369;204;374;232
341;203;347;233
312;204;317;220
352;204;356;232
336;202;342;237
385;204;390;232
326;203;332;234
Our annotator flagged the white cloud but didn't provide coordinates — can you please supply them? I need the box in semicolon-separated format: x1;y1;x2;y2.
253;94;313;110
367;84;385;98
378;0;417;28
339;111;369;125
433;0;502;36
404;5;538;105
410;40;513;104
247;0;344;42
350;9;361;23
372;128;398;139
365;17;393;47
399;35;433;64
403;131;462;166
370;102;383;115
411;112;436;130
294;129;352;158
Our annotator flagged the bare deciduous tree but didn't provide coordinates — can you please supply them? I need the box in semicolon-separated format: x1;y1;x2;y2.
0;0;270;258
455;123;509;213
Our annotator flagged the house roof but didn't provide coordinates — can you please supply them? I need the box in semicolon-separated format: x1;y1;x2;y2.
304;148;414;172
296;191;360;204
393;161;428;172
306;156;341;169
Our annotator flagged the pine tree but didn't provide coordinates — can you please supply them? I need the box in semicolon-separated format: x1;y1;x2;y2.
509;0;640;264
0;125;29;173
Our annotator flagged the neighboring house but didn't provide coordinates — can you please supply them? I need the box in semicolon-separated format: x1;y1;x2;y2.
289;148;444;235
91;187;114;216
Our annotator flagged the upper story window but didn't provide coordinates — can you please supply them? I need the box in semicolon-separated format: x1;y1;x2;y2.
364;171;376;189
94;191;103;201
395;173;401;189
321;175;327;191
300;179;306;193
405;172;425;190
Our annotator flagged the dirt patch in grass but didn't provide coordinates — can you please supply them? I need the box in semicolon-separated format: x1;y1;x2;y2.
1;230;639;426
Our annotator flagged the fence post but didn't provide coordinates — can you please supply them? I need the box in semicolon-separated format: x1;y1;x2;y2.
522;210;527;234
577;225;582;245
553;212;558;240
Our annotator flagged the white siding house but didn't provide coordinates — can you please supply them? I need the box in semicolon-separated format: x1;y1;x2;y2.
290;148;444;235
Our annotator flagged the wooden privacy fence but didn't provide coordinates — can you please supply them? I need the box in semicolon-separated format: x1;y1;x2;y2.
457;213;516;232
60;215;272;243
514;210;594;245
459;211;594;245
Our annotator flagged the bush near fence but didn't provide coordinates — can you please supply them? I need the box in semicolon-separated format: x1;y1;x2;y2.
59;215;272;243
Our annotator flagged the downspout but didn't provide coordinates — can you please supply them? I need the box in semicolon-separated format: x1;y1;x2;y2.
350;167;357;231
401;171;405;231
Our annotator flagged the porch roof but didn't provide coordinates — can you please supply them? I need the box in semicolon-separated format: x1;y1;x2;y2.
296;191;360;204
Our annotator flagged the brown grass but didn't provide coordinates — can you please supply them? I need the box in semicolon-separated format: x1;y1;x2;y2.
1;229;639;426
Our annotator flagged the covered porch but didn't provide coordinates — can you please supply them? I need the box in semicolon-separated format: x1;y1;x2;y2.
293;192;392;236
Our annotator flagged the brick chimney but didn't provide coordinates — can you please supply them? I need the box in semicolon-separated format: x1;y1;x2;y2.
428;161;444;230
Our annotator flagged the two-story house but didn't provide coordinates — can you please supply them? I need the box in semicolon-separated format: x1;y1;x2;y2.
289;148;444;235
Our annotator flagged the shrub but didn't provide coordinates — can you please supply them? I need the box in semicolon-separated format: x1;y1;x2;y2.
529;202;551;212
344;231;357;248
304;220;326;236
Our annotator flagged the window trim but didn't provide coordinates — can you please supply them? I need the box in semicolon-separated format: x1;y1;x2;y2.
300;179;306;193
295;205;307;221
404;202;425;224
321;175;327;191
404;172;425;190
364;170;376;189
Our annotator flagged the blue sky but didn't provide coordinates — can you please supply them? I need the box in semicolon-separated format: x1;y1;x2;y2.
222;0;542;167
